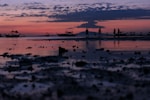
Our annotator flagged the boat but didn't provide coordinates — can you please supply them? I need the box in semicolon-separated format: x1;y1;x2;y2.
57;33;76;36
5;30;20;37
57;29;76;36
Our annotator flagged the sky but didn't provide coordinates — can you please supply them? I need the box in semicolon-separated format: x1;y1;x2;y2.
0;0;150;35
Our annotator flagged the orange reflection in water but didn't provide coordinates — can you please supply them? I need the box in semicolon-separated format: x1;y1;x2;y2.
0;38;150;56
0;38;150;64
99;40;150;51
0;38;89;56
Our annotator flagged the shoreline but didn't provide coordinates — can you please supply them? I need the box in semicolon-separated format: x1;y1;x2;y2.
1;34;150;41
18;36;150;41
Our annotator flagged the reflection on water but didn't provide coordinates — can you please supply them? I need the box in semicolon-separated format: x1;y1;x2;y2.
0;37;150;56
0;37;150;64
0;37;150;99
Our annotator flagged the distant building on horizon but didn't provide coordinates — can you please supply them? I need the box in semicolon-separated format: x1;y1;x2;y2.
85;28;89;38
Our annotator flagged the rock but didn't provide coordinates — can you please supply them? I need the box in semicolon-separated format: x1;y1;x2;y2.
58;47;68;56
75;61;87;67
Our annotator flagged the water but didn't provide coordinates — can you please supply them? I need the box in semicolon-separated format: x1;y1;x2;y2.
0;37;150;99
0;37;150;63
1;37;150;54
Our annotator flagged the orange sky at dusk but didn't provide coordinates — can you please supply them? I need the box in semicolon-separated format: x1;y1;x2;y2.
0;16;85;35
0;0;150;36
0;18;150;36
97;19;150;33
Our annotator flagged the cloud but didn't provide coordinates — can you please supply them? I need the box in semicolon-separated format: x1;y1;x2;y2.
77;21;104;28
0;4;8;7
15;13;48;17
1;1;149;30
15;3;150;20
49;8;150;21
47;2;150;23
16;2;49;11
48;6;150;28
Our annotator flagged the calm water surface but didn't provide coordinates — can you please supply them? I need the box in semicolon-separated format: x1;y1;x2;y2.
0;37;150;73
0;37;150;56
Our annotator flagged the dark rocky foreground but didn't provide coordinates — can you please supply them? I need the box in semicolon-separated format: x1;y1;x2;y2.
0;49;150;100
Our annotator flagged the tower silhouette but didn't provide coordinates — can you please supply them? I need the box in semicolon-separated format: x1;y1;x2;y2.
117;28;120;38
86;28;89;38
98;28;102;38
113;28;116;38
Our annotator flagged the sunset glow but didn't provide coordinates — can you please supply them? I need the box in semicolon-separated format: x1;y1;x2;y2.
0;1;150;99
97;19;150;33
0;0;149;35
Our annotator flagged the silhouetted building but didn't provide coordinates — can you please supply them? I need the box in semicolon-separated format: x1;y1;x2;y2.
98;28;102;37
5;30;20;37
117;28;120;38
